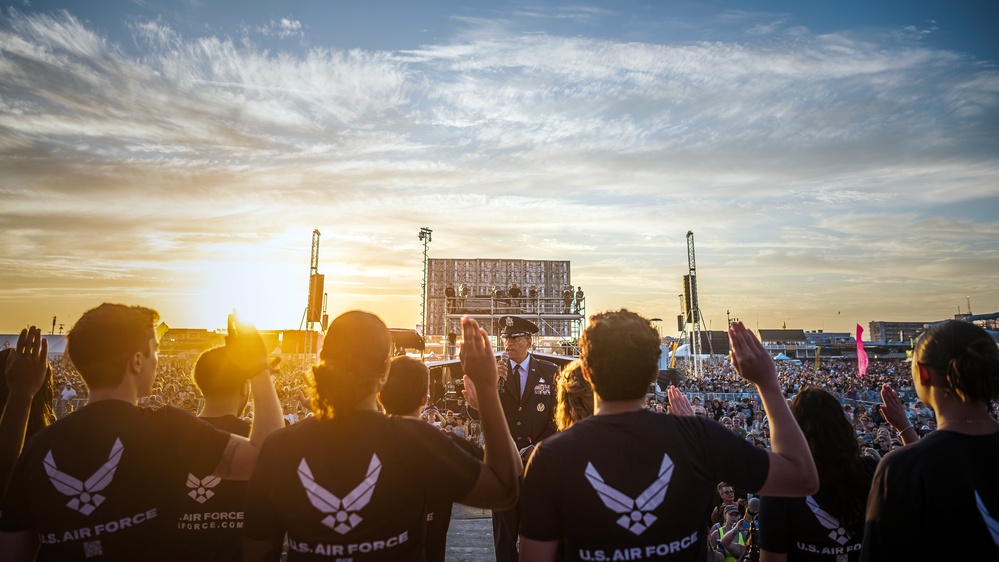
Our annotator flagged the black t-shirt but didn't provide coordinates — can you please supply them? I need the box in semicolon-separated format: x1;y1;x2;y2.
520;410;770;561
0;400;231;561
244;411;482;561
861;429;999;561
424;434;483;562
759;457;877;561
170;414;251;562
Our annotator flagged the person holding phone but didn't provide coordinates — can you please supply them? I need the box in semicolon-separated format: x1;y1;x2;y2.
710;505;747;562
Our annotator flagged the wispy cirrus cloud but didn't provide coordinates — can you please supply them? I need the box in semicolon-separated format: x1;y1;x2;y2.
257;18;302;39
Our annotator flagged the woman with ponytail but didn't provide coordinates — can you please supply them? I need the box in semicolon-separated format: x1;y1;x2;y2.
244;313;521;561
861;320;999;561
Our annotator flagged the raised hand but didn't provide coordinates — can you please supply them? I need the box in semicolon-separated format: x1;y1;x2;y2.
667;386;694;416
225;310;268;377
461;374;480;411
459;316;498;389
4;327;48;399
880;384;911;432
728;322;778;389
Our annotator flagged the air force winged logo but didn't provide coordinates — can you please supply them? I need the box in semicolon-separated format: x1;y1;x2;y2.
585;453;673;535
186;474;223;504
44;438;123;516
806;495;852;545
975;490;999;547
297;455;382;535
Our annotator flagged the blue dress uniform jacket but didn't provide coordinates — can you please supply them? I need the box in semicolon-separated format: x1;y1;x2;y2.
499;354;559;450
490;354;560;562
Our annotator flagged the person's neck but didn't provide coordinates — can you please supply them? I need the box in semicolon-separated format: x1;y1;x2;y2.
594;396;646;415
199;398;243;419
932;396;998;434
86;386;138;405
355;393;382;413
510;353;529;366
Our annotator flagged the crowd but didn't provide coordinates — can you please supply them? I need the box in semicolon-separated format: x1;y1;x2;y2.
0;304;996;562
45;341;920;432
48;354;495;445
638;357;936;457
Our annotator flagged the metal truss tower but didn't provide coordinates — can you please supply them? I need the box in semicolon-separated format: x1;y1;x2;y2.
419;227;433;337
305;230;321;358
307;230;320;330
686;230;703;378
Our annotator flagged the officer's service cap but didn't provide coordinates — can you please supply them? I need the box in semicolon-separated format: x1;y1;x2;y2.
499;316;539;338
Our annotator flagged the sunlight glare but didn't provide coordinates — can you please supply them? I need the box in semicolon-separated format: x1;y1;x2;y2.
190;245;308;331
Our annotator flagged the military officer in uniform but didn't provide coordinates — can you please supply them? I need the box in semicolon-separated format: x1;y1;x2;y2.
492;315;559;562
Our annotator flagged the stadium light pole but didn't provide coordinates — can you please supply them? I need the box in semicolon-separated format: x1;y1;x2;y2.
418;227;433;337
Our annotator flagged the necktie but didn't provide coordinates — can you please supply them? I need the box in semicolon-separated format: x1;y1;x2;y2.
512;364;522;400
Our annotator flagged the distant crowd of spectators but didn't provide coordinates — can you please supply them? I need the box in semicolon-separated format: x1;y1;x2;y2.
50;351;972;455
643;357;963;456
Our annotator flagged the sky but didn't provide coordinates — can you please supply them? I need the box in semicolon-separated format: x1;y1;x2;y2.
1;0;997;339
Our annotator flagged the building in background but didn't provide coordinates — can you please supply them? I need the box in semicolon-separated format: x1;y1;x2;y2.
426;258;584;353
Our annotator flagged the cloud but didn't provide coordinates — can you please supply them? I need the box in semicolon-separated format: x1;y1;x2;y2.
0;8;997;330
257;18;303;39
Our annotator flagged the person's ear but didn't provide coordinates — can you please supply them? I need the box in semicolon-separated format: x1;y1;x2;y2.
916;363;933;386
128;351;144;374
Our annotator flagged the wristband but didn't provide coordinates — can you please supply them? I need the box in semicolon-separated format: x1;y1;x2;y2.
898;424;914;433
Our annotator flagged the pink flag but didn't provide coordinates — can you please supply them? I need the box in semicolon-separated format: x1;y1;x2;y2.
856;324;869;378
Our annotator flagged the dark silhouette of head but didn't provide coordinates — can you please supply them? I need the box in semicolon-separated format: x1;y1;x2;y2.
310;311;392;419
380;356;429;416
193;346;249;415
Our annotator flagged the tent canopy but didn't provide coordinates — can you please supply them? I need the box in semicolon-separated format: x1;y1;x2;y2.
0;334;66;358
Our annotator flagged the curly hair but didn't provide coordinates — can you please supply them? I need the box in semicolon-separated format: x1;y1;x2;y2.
915;320;999;404
309;311;392;420
555;360;593;430
791;386;870;530
580;309;660;401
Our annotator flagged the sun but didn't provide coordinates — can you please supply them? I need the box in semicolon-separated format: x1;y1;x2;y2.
189;243;310;331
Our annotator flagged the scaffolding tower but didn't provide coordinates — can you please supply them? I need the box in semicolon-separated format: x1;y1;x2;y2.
426;258;585;355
